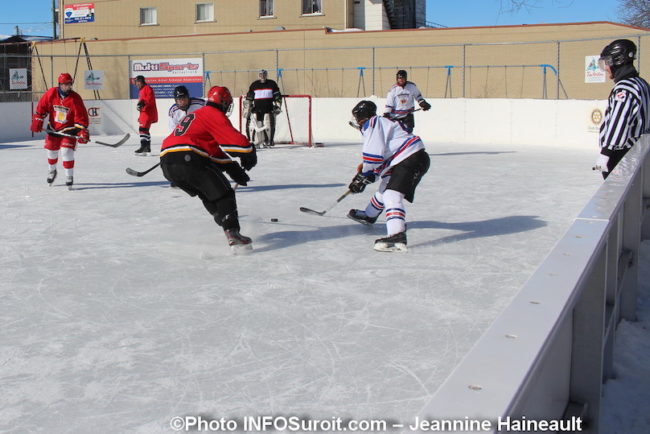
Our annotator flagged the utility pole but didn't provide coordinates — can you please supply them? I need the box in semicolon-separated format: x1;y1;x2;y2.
52;0;57;39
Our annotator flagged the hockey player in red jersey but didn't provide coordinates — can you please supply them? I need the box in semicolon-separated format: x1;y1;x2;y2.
134;75;158;155
30;72;89;188
161;86;257;251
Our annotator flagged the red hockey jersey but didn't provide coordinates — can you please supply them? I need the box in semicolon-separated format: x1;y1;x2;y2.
161;105;252;162
34;87;88;131
138;84;158;124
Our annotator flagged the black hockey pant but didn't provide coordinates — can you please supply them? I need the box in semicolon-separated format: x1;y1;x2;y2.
161;151;240;230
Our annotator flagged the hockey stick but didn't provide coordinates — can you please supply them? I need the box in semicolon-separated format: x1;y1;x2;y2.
46;127;130;148
125;162;160;177
300;190;351;216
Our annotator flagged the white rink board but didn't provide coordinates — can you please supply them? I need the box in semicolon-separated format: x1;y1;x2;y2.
0;133;602;432
5;98;606;149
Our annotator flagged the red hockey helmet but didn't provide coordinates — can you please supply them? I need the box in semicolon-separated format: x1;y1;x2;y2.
206;86;233;115
58;73;74;84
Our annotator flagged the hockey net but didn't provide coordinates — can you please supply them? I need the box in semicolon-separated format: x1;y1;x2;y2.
238;94;314;147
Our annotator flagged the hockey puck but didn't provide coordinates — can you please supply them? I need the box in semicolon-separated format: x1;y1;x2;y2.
271;218;279;222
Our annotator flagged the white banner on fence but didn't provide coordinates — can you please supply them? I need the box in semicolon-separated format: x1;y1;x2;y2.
585;55;606;83
9;68;28;90
84;70;104;90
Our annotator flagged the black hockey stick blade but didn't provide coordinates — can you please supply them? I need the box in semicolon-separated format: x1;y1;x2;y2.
126;162;160;177
299;207;326;216
95;133;130;148
299;190;351;216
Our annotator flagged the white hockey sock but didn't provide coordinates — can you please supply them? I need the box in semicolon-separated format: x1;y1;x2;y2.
383;189;406;236
61;147;75;178
47;150;58;171
364;192;384;218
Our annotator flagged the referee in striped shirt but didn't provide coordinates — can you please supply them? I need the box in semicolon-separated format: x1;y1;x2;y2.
593;39;650;179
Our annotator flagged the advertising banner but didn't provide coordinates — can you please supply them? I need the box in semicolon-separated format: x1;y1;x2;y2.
9;68;28;90
64;3;95;24
129;58;203;99
84;70;104;90
585;55;606;83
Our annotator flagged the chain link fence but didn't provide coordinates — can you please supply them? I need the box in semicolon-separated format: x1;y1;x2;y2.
1;33;647;102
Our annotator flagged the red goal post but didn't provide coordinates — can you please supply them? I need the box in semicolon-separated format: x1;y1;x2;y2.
238;94;314;147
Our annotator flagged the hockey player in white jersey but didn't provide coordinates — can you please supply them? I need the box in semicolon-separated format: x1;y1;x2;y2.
168;85;206;132
383;69;431;133
347;100;430;252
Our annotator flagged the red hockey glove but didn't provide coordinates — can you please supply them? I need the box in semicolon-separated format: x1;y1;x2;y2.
77;128;90;144
30;114;45;133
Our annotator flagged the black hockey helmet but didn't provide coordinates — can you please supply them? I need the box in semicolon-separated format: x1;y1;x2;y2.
134;75;146;83
174;85;190;99
396;69;407;79
352;100;377;125
599;39;636;68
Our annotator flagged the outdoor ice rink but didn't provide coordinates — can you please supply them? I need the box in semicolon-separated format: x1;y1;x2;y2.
1;137;604;433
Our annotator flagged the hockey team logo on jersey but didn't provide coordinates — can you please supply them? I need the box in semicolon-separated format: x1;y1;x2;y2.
53;105;70;123
615;91;627;102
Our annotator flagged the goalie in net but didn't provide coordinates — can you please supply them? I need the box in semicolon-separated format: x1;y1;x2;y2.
240;95;313;148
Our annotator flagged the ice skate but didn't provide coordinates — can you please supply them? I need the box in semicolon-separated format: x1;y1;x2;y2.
224;229;253;253
374;231;407;252
347;209;378;225
47;169;57;185
134;144;151;156
65;175;74;190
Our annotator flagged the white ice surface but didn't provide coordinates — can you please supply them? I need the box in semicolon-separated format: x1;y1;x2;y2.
0;137;618;433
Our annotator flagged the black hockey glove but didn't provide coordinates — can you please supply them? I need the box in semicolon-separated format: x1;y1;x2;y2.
348;172;375;194
419;100;431;111
136;100;145;111
239;146;257;171
223;161;250;186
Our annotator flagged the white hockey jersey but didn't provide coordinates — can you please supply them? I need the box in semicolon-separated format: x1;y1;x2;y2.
384;82;424;119
168;97;206;132
359;115;425;178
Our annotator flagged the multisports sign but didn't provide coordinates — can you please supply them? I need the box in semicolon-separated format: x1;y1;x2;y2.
129;58;203;99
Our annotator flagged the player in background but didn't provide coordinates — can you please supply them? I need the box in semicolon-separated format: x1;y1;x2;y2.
593;39;650;179
134;75;158;155
160;86;257;251
383;69;431;134
245;69;282;147
168;85;205;132
30;72;89;188
347;100;430;252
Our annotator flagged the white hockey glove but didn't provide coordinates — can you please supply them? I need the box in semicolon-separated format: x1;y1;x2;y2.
592;154;610;173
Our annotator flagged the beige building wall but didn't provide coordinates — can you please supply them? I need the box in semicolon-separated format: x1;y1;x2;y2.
35;20;649;101
58;0;355;39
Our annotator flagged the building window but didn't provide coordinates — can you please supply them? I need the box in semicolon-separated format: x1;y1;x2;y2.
196;3;214;22
260;0;274;17
140;7;157;25
302;0;322;15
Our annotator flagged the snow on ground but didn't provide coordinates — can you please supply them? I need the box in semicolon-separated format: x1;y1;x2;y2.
600;241;650;433
0;135;641;433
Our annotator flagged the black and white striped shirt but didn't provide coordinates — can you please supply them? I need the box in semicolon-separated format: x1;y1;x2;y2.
599;75;650;154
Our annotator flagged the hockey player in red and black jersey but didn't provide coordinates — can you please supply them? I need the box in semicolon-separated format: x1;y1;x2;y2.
593;39;650;179
245;69;282;147
30;72;90;188
160;86;257;251
134;75;158;155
